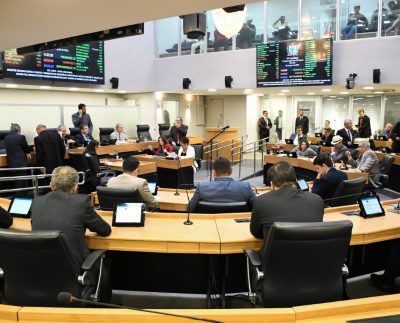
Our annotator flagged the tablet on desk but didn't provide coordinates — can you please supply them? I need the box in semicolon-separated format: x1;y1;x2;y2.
147;182;158;195
297;179;309;191
8;197;33;218
112;203;145;227
358;195;385;218
285;139;293;144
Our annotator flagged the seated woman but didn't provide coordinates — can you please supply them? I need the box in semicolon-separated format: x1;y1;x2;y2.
291;140;317;158
150;136;173;156
178;137;198;171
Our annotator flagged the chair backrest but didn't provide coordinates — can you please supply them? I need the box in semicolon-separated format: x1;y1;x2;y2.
67;152;89;173
0;130;11;150
97;186;144;211
0;229;81;306
309;145;321;154
46;128;58;133
136;125;152;141
380;155;394;175
69;128;81;136
195;201;249;213
330;177;365;207
259;221;353;307
158;124;170;138
99;128;114;144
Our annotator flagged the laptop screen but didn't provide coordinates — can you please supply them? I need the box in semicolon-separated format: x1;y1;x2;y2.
148;182;157;195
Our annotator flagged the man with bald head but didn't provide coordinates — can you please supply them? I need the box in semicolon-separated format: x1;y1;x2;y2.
110;123;129;142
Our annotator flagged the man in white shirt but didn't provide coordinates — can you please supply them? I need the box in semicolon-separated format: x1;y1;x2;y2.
110;123;129;142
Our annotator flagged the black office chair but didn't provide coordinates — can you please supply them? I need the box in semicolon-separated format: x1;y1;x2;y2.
245;221;353;308
85;155;115;188
96;186;144;211
69;127;81;137
0;229;106;306
99;128;115;145
158;124;170;138
310;145;321;154
195;201;249;213
136;125;152;141
46;128;58;133
330;177;365;207
369;155;394;189
0;130;11;150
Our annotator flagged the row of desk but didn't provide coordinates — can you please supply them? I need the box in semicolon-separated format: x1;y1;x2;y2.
1;294;400;322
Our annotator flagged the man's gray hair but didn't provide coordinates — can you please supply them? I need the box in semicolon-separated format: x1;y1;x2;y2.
57;125;67;131
344;119;353;126
358;141;370;148
10;123;21;133
115;123;123;129
50;166;79;192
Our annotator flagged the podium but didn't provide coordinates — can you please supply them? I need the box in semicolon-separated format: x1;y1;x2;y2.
203;127;241;161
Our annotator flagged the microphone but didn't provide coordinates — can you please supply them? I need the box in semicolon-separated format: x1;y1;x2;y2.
175;155;193;225
174;183;194;196
394;200;400;211
57;292;222;323
221;125;230;130
251;185;259;195
323;190;372;203
340;160;348;170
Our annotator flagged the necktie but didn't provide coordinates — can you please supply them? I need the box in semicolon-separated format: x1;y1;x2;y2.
347;130;352;141
359;117;363;130
118;134;121;141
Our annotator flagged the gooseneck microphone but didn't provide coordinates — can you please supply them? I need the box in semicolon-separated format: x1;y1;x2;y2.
175;153;193;225
323;190;371;203
220;125;230;131
57;292;222;323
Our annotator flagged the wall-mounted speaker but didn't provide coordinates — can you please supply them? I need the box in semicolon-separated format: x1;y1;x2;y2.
183;78;191;89
225;76;233;88
181;13;206;39
373;69;380;84
110;77;119;89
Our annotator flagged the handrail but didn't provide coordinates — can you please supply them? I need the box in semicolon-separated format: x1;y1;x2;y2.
203;134;248;151
205;139;246;154
231;138;268;156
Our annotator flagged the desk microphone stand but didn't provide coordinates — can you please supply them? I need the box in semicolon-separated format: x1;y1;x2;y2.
207;126;229;182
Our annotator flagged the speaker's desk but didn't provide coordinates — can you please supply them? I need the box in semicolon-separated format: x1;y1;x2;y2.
68;141;159;156
100;159;157;176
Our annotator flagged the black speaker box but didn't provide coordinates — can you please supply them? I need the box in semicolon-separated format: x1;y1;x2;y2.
183;78;191;89
373;69;380;83
110;77;119;89
225;76;233;88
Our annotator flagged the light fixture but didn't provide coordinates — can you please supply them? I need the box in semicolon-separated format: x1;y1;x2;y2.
321;88;331;92
244;89;253;94
39;86;51;90
6;84;18;88
95;89;104;92
363;86;374;90
185;94;193;102
281;89;290;93
118;90;127;94
278;92;286;96
211;7;247;38
208;89;217;92
69;87;79;91
307;92;315;95
340;91;349;95
155;92;163;100
374;91;384;94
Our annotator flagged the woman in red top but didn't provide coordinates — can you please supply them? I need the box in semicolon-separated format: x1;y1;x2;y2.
151;136;173;156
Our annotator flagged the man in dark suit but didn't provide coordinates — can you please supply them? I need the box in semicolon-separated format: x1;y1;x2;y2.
319;128;334;147
169;117;188;146
356;108;371;138
74;125;95;147
35;124;65;174
5;124;32;194
274;110;283;141
71;103;93;134
312;154;347;201
250;161;324;239
31;166;111;265
258;110;272;150
295;108;309;135
188;157;256;212
391;121;400;153
336;119;358;148
57;124;76;148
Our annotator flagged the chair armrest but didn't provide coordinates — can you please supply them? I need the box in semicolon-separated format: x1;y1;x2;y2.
81;249;106;271
96;171;116;178
99;165;110;171
369;172;388;179
244;249;262;267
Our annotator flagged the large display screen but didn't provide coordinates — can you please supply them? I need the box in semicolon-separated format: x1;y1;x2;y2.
256;38;332;87
3;42;104;84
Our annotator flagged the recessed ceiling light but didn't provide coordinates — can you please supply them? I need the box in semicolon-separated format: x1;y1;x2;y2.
244;89;253;93
277;92;286;96
337;97;344;100
328;95;337;98
340;92;349;95
307;92;315;95
118;90;127;94
39;85;51;90
374;91;384;94
321;89;331;92
363;86;374;90
394;102;400;104
6;84;18;88
281;89;290;93
208;89;217;92
253;93;263;97
69;87;79;91
366;95;374;98
327;98;333;101
95;89;104;92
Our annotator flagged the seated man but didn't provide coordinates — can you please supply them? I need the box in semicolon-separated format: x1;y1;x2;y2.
188;157;256;213
289;126;307;146
107;157;158;210
31;166;112;266
330;135;349;163
342;5;368;39
312;154;347;201
110;123;129;142
346;141;380;174
250;161;324;239
74;125;95;147
57;124;76;147
319;127;334;146
382;122;393;139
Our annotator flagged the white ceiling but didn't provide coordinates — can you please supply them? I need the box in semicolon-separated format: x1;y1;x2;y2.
0;0;258;51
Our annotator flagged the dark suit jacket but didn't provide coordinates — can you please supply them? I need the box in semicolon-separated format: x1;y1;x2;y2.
295;116;309;134
258;117;272;138
74;133;95;147
4;132;29;168
169;125;188;145
289;133;307;142
31;190;111;265
250;186;324;239
357;115;372;138
0;206;13;229
319;133;334;147
188;177;256;213
312;168;348;200
336;128;358;148
72;112;93;134
34;130;65;173
391;122;400;153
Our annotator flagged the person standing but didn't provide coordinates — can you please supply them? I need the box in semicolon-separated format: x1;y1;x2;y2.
336;119;358;148
295;108;309;135
258;110;272;150
72;103;93;134
34;124;65;174
391;121;400;153
356;108;372;138
274;110;283;141
169;117;188;146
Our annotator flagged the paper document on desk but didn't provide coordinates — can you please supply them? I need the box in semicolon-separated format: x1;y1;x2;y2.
166;152;178;159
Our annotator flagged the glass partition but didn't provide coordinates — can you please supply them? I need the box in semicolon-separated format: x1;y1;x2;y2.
321;96;350;133
236;2;265;49
301;0;337;40
267;0;299;42
384;95;400;126
340;0;378;40
352;95;382;136
156;17;179;58
382;1;400;36
206;10;233;52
